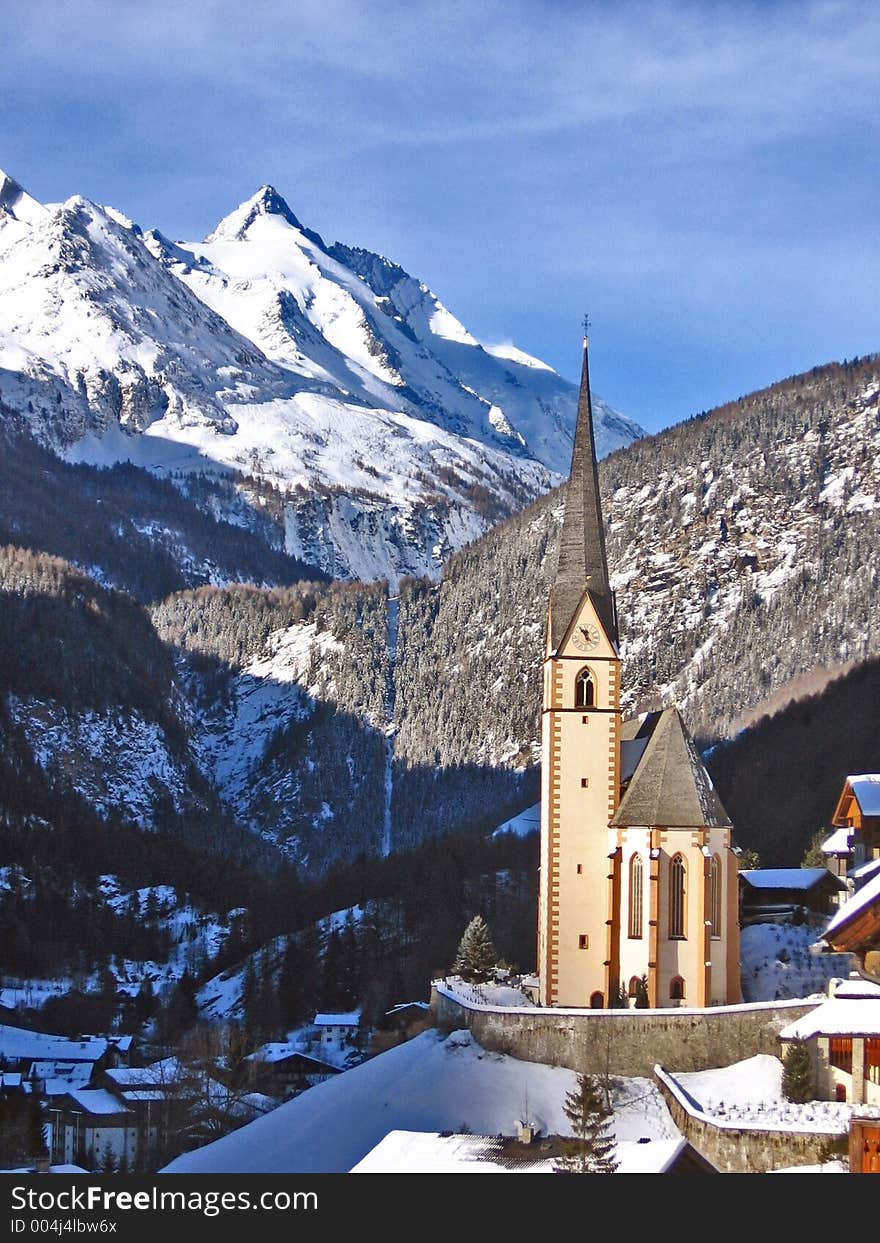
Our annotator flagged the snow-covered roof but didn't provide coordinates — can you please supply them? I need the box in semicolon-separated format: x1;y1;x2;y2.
780;997;880;1039
63;1088;130;1116
850;857;880;882
832;977;880;999
849;774;880;817
31;1060;93;1086
385;1002;429;1016
821;828;852;854
350;1129;692;1174
351;1130;548;1173
1;1072;22;1088
740;868;839;891
246;1043;338;1070
824;869;880;940
0;1024;106;1063
105;1058;183;1087
314;1011;361;1027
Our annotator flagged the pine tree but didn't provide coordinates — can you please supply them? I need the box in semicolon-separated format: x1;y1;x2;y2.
782;1038;813;1103
609;979;629;1009
453;916;497;983
633;974;649;1009
800;828;827;868
279;931;321;1029
26;1093;48;1162
555;1072;618;1174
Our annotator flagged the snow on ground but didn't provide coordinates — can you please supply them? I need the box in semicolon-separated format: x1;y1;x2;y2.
195;620;335;814
739;922;853;1002
8;699;188;828
491;802;540;839
665;1054;880;1133
162;1029;678;1174
769;1161;848;1174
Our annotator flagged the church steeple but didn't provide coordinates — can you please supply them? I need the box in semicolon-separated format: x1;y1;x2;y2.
549;334;617;650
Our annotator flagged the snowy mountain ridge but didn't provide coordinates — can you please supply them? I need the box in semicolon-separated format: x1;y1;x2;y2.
0;172;643;583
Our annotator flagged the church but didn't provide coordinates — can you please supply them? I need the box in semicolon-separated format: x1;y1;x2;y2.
537;336;741;1009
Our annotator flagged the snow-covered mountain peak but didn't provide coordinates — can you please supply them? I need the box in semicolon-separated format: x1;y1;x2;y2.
205;184;324;248
0;170;47;226
0;173;644;583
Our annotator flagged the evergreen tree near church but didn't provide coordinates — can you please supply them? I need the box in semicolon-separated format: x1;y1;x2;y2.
782;1038;813;1103
453;916;497;982
555;1072;618;1174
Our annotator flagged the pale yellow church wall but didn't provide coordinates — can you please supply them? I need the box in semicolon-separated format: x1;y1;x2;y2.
539;595;620;1007
617;830;652;998
615;829;738;1008
656;837;712;1008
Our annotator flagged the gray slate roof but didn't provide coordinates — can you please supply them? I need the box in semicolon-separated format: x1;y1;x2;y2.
610;707;731;828
549;339;617;650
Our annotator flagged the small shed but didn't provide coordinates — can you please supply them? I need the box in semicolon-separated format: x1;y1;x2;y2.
384;1002;431;1037
739;868;845;924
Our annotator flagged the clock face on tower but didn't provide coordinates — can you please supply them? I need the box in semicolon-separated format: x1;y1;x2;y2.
573;623;601;652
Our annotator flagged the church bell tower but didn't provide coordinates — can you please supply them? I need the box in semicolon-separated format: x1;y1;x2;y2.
537;335;622;1007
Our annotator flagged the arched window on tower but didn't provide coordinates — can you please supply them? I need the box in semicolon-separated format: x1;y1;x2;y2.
669;976;685;1001
669;853;686;939
710;855;722;938
628;853;643;939
574;668;595;708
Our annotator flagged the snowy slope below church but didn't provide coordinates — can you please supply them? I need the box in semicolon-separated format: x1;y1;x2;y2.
0;170;642;584
163;1028;678;1174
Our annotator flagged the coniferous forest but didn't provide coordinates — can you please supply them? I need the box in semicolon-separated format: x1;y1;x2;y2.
0;353;878;1040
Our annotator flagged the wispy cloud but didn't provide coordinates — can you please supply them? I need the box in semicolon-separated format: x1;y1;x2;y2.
0;0;877;430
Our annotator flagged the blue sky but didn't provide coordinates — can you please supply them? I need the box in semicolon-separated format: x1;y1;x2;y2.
3;0;878;433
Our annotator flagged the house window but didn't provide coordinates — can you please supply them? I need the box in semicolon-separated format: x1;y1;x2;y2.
669;976;685;1001
829;1037;853;1075
574;668;595;708
669;853;686;939
710;855;722;938
865;1040;880;1086
629;853;644;939
628;976;641;998
576;864;583;875
581;777;589;788
578;934;588;949
589;991;604;1009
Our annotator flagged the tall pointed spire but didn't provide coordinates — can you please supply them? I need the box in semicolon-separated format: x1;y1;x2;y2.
549;333;617;649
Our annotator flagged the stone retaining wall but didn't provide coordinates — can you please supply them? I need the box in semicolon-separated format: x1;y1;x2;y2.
430;984;819;1078
654;1066;842;1173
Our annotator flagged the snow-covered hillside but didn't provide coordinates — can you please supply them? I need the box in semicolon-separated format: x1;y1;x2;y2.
0;170;642;583
163;1028;678;1173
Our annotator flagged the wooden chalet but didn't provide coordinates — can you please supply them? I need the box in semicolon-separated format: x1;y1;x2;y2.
739;868;845;924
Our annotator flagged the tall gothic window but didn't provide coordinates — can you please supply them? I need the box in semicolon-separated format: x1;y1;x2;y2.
669;853;686;939
628;853;643;939
710;855;721;938
574;668;595;708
